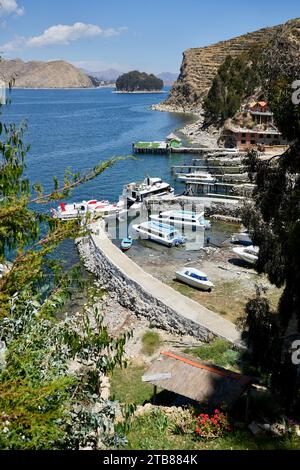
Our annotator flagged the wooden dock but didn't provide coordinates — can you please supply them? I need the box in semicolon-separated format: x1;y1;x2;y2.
171;165;245;176
132;142;239;155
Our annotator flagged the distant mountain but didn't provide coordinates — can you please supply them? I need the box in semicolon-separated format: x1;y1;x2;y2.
86;68;121;82
0;59;94;88
157;72;178;86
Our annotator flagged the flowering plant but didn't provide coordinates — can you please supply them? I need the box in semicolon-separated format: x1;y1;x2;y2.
194;409;232;439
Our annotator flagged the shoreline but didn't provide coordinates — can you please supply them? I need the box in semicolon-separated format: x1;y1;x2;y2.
113;90;166;95
151;102;220;148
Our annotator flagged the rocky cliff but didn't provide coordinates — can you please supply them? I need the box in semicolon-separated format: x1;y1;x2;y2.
0;59;95;88
160;24;282;112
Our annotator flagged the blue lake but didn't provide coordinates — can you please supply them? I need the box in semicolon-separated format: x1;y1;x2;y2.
2;88;197;204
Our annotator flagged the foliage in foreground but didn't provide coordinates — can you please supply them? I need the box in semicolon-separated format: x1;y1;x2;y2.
125;408;300;451
0;82;130;448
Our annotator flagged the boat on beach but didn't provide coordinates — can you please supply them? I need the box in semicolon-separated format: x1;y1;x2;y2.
233;245;259;265
175;268;214;291
150;210;211;231
121;237;133;252
51;199;126;221
231;228;252;245
132;221;186;247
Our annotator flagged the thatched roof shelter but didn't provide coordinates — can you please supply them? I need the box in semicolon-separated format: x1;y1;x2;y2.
166;133;181;142
142;351;253;409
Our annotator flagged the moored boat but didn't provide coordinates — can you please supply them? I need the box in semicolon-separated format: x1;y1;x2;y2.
150;210;211;231
231;228;252;245
175;268;214;291
51;199;126;221
119;177;174;216
121;237;133;252
132;221;186;247
232;245;259;265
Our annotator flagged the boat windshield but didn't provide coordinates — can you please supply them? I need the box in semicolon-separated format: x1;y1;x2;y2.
185;271;208;281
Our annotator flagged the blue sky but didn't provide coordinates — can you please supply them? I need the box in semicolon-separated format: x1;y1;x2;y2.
0;0;299;73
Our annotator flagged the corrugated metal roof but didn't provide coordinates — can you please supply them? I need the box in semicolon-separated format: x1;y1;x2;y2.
142;351;253;409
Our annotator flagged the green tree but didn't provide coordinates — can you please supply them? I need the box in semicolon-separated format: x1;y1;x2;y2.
116;71;163;92
204;49;262;123
240;21;300;411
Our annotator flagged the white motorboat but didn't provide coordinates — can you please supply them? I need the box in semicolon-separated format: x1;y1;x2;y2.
119;177;174;215
178;172;216;184
51;199;126;221
132;221;186;247
150;210;211;231
176;268;214;291
231;228;252;245
233;245;259;265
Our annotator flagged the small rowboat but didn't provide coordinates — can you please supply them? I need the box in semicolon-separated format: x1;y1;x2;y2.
175;268;214;292
121;237;133;252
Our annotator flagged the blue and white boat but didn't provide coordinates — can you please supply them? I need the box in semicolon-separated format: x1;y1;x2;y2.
132;221;186;247
176;268;214;291
150;210;211;231
121;237;133;252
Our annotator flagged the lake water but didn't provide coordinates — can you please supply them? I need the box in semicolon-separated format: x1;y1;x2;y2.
2;88;237;265
2;87;196;203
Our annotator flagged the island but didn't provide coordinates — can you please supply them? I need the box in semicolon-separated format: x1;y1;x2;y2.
115;70;164;93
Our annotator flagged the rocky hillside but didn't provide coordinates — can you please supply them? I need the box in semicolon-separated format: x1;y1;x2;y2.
159;24;282;112
0;59;95;88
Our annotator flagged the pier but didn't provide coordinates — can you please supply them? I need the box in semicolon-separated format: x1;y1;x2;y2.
132;142;240;155
171;165;245;176
78;222;242;346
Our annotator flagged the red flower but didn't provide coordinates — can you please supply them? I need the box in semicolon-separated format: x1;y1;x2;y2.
214;409;220;414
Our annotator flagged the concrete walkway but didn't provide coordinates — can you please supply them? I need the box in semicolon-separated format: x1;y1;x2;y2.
91;224;242;346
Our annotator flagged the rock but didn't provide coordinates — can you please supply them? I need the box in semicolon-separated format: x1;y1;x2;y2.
159;24;282;112
270;423;286;437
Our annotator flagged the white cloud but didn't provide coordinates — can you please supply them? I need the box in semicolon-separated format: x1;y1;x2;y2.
0;35;23;52
0;22;127;52
27;22;127;47
0;0;24;17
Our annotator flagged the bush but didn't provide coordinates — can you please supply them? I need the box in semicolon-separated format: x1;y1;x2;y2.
184;338;239;369
141;331;162;356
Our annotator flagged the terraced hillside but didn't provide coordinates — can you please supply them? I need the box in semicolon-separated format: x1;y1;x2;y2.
162;24;282;111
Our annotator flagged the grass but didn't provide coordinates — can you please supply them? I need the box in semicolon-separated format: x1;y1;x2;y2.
110;364;153;405
183;338;240;370
141;331;162;356
169;279;282;323
125;411;300;450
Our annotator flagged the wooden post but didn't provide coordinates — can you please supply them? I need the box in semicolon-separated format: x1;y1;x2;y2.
245;387;251;424
153;385;157;405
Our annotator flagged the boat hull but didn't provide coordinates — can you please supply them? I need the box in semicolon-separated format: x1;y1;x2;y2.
233;247;258;265
175;272;214;291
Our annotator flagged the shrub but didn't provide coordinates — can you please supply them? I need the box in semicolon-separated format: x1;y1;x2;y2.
194;410;232;440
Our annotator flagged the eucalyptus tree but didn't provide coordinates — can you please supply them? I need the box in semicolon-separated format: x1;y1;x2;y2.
239;21;300;410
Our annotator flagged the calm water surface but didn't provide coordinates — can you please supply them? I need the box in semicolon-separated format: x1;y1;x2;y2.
3;88;196;202
2;88;236;264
